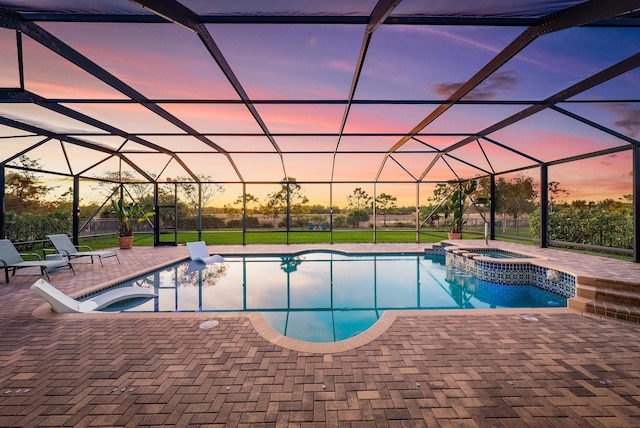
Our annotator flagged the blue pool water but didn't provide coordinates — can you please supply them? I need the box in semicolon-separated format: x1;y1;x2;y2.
464;249;536;259
103;252;566;343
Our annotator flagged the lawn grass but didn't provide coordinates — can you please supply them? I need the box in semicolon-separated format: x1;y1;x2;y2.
79;229;449;249
76;229;633;262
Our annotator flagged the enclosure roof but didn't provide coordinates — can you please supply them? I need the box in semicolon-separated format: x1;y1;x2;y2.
0;0;639;185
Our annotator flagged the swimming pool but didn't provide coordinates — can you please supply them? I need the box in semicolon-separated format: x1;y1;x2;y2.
101;251;566;343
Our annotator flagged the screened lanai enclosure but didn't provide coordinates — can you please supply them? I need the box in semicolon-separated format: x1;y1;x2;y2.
0;1;639;261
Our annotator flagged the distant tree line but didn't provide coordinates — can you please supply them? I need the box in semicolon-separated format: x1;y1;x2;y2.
2;157;634;251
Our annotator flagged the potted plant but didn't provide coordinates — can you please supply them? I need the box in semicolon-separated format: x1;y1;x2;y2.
448;180;477;240
111;198;154;249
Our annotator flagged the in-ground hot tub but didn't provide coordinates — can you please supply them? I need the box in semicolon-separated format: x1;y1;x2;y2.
444;246;576;298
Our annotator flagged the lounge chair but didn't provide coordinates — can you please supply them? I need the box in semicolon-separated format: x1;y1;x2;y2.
47;234;119;267
31;278;157;313
0;239;74;283
186;241;224;264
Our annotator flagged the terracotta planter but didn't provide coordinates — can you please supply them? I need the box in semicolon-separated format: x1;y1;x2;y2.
447;232;462;240
119;235;134;249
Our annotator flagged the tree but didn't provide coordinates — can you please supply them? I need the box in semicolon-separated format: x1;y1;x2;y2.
376;193;397;226
222;203;241;223
4;156;54;214
241;193;260;215
427;183;456;227
419;204;440;227
494;174;538;233
261;196;282;227
261;178;308;228
346;188;372;227
449;180;477;234
93;170;153;203
347;187;372;211
2;156;76;241
548;181;569;212
175;175;224;214
225;193;260;225
347;210;370;228
54;186;74;213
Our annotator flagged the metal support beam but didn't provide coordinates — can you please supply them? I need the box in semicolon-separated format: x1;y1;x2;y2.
329;183;334;245
415;181;420;243
0;135;51;165
634;145;640;262
285;181;290;245
0;6;243;183
9;11;640;27
381;0;640;179
540;165;549;248
16;30;24;89
482;136;543;164
1;89;200;180
335;0;403;181
72;175;79;245
429;51;640;172
0;165;4;239
131;0;275;180
551;105;640;146
373;182;377;243
0;116;155;182
153;182;159;246
197;183;202;241
242;183;247;246
395;0;640;152
490;174;496;241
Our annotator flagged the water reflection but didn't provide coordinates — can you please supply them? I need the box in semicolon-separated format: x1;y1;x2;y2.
181;260;228;286
114;253;567;343
280;255;303;273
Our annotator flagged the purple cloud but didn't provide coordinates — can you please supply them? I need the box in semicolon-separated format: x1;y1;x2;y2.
604;103;640;138
431;70;520;99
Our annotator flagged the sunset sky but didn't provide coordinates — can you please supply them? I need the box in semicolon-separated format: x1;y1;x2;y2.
0;2;638;206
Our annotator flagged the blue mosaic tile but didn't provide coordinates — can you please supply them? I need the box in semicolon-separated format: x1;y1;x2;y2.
445;250;576;297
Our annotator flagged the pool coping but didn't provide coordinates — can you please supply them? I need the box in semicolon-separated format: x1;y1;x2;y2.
31;243;586;354
31;301;572;354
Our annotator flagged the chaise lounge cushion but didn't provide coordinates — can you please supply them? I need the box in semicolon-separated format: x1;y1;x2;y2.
47;234;119;267
0;239;74;282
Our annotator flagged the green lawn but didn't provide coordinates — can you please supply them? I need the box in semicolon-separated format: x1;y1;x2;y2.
76;229;633;262
79;229;450;249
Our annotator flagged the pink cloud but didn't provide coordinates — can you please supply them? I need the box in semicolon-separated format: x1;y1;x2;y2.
549;152;632;201
328;60;354;73
254;105;344;134
159;104;264;134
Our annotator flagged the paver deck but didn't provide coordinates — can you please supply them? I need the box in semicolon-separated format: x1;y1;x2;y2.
1;241;640;427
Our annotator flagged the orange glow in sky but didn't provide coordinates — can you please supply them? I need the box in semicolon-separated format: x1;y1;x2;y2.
0;16;637;207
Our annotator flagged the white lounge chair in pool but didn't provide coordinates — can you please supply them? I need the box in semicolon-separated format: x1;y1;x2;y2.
186;241;224;264
31;278;157;313
47;234;119;267
0;239;74;283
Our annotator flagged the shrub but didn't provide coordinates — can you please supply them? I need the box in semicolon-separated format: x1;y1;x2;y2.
530;204;632;249
5;211;72;244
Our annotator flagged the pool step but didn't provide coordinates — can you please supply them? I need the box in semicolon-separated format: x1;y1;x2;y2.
570;278;640;323
578;277;638;292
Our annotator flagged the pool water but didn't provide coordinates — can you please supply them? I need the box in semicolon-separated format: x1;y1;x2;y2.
105;252;566;343
464;249;535;259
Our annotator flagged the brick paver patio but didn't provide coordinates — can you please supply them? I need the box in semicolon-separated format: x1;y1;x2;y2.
1;242;639;427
